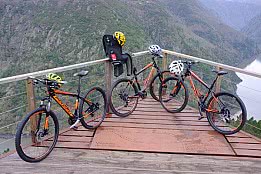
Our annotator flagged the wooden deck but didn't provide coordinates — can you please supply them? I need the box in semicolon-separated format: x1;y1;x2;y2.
50;97;261;158
1;149;261;174
0;97;261;173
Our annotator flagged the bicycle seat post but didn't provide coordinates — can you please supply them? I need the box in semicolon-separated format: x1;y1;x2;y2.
77;76;81;97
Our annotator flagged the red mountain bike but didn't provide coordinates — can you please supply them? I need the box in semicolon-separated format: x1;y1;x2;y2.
159;60;247;135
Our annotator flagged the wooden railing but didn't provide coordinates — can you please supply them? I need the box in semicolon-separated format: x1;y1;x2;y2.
0;49;261;154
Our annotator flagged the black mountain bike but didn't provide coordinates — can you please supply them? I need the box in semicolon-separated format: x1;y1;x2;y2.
15;71;107;162
159;61;247;135
109;53;170;117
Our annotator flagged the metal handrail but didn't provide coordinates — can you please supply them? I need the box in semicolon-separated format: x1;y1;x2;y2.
162;49;261;79
0;58;109;85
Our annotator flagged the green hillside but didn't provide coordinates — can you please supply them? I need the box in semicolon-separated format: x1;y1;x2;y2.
0;0;259;79
242;13;261;46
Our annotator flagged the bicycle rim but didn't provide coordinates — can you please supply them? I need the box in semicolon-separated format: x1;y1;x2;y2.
110;79;138;117
15;108;59;162
80;87;107;129
159;77;188;113
207;92;246;135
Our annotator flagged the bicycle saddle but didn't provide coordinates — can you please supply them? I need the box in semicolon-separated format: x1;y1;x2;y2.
73;70;89;77
212;70;228;76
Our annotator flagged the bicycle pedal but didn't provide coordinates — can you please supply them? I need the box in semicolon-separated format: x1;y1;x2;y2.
70;126;78;130
198;116;205;120
69;119;80;129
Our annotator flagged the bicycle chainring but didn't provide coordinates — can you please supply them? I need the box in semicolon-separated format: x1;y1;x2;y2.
68;117;77;125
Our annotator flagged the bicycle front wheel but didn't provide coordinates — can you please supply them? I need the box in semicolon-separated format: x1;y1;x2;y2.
79;87;107;129
109;78;139;117
206;92;247;135
159;76;188;113
15;107;59;163
149;70;172;101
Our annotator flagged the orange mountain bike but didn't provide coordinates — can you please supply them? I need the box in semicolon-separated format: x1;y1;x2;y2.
109;53;170;117
159;60;246;135
15;70;107;162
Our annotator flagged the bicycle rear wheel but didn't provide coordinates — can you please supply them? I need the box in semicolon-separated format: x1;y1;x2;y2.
206;92;247;135
15;107;59;163
159;76;188;113
149;70;172;101
109;78;139;117
79;87;107;129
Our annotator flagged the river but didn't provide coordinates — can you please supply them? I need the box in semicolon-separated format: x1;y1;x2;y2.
236;59;261;121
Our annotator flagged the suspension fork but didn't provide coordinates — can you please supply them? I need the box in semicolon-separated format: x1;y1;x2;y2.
40;97;52;131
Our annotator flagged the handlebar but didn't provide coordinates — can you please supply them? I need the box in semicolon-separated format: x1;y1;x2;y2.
29;76;67;89
151;53;163;59
180;60;199;65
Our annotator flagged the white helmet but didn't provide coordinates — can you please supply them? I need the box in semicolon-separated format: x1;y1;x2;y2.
169;60;184;75
149;45;162;56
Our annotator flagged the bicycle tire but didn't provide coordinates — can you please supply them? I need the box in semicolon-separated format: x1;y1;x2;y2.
159;76;189;113
79;87;107;129
149;70;171;101
109;78;139;117
15;107;59;163
206;92;247;135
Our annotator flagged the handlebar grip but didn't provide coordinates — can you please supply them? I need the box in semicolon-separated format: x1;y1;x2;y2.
181;60;199;64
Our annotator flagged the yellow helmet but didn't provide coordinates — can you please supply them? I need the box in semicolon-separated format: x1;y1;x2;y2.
47;73;62;83
114;31;126;46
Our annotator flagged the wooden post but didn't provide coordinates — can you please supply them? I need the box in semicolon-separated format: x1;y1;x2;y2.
162;52;168;96
105;60;112;115
26;78;37;142
163;52;168;71
26;78;36;112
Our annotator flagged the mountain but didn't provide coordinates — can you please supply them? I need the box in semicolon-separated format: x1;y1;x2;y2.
242;13;261;46
200;0;261;30
0;0;259;80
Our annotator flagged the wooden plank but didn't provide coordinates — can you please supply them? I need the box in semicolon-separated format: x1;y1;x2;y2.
100;122;214;131
57;136;93;142
104;117;210;126
61;130;94;137
231;143;261;150
91;127;235;156
55;141;91;149
225;132;250;138
127;108;198;113
110;114;207;121
226;137;261;144
1;149;261;173
234;149;261;157
130;110;199;116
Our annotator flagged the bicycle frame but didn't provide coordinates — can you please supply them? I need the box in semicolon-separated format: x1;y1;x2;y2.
48;89;93;118
132;57;162;92
183;69;220;106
